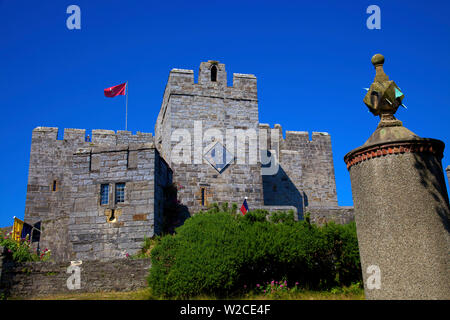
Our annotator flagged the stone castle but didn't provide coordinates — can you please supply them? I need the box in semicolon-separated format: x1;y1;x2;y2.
24;61;353;261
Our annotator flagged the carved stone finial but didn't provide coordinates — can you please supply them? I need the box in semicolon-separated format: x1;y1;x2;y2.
363;54;405;127
371;53;385;66
371;54;389;82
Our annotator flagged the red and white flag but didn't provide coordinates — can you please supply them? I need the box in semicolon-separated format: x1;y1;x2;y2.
104;82;127;97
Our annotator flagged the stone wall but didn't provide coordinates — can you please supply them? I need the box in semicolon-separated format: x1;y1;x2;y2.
25;128;154;225
25;127;87;261
68;144;171;261
24;127;171;261
0;256;151;298
260;124;340;219
281;130;338;207
306;206;355;225
154;150;173;235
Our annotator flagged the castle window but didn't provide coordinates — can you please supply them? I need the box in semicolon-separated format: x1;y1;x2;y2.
115;183;125;203
100;184;109;205
52;180;58;192
211;65;217;82
201;187;206;206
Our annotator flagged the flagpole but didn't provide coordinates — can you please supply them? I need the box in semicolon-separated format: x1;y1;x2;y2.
125;81;128;131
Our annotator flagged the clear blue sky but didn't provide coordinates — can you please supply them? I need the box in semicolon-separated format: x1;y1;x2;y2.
1;0;449;227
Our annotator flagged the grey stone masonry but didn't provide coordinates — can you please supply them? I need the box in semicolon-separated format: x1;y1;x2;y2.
307;206;354;225
24;127;171;261
0;258;151;298
260;124;339;218
155;61;343;218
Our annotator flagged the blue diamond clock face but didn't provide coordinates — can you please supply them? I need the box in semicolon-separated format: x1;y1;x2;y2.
203;141;234;173
395;87;403;99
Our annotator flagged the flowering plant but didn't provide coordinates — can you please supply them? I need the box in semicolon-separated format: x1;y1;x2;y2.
0;232;51;262
39;248;52;262
252;279;302;298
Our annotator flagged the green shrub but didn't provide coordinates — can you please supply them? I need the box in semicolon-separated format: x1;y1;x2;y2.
269;210;296;224
0;232;51;262
148;209;362;298
148;212;245;297
132;236;161;259
322;221;361;286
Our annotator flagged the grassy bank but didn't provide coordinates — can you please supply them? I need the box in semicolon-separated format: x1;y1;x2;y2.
27;286;364;300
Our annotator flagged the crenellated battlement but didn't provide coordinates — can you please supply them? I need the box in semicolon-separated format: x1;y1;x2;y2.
167;60;257;92
232;73;257;93
31;127;59;140
285;131;330;144
259;123;331;150
283;131;331;152
63;128;86;143
32;127;153;146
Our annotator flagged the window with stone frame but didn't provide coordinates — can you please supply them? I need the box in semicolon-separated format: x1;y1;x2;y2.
100;184;109;205
211;65;217;82
115;183;125;203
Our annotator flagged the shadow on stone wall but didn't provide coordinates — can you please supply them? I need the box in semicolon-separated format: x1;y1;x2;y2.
162;183;191;234
262;165;305;220
412;152;450;233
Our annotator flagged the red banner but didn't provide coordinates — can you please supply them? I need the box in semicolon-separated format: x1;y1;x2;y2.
104;82;126;97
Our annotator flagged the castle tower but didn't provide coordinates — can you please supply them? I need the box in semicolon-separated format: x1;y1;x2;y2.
344;54;450;299
155;61;263;213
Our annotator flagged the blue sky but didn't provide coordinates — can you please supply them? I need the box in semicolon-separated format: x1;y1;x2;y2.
0;0;449;227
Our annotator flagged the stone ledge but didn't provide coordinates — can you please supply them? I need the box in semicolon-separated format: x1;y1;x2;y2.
233;73;256;79
306;206;355;225
33;127;58;132
170;68;194;74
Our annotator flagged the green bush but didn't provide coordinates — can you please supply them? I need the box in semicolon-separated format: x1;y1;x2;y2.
321;221;361;286
0;232;51;262
131;236;161;259
148;209;362;298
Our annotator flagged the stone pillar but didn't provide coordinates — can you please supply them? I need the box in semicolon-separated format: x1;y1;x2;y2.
344;54;450;300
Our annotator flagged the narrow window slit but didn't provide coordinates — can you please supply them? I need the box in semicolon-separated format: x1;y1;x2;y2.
211;65;217;82
201;187;206;206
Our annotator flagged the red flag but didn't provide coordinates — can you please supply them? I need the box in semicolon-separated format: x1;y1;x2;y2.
104;82;126;97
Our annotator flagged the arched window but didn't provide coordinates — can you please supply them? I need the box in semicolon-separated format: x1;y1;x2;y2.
211;65;217;82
